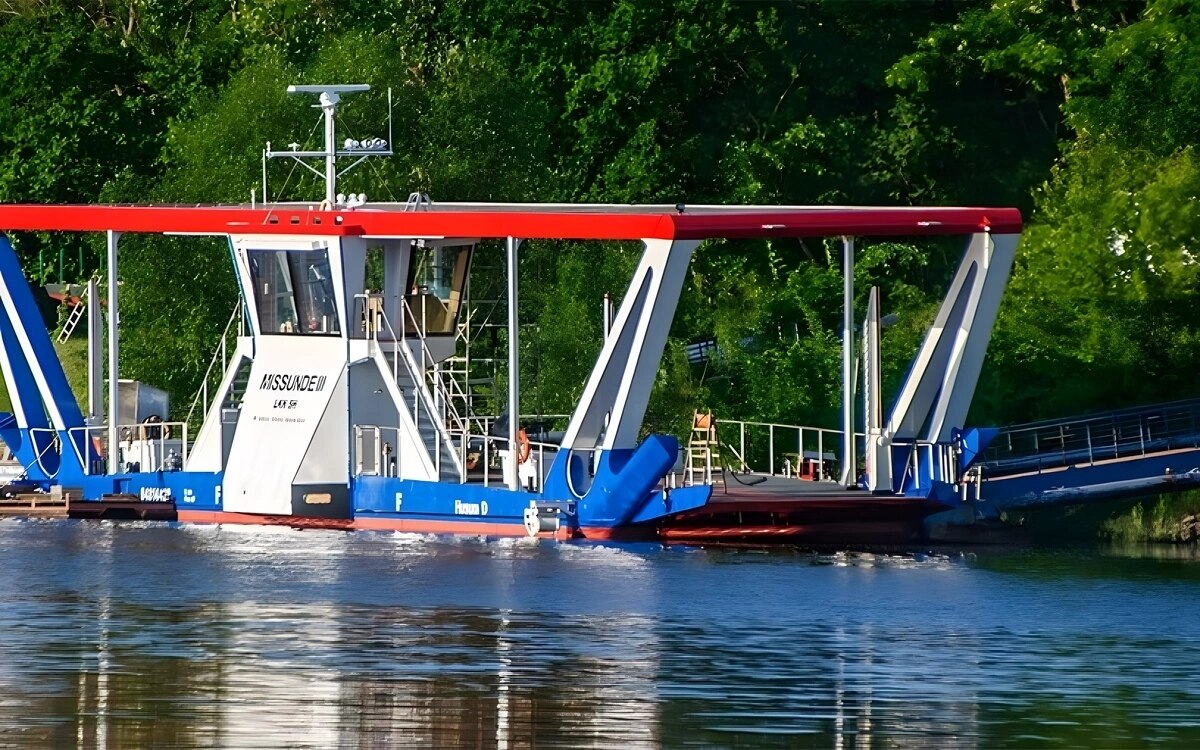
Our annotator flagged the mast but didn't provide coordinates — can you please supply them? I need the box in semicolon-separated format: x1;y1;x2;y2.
265;84;392;205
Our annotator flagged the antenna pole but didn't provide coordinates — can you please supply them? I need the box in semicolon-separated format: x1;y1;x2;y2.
320;92;340;205
276;85;372;203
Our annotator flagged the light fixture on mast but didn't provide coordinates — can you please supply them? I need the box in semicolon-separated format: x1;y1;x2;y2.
263;84;394;207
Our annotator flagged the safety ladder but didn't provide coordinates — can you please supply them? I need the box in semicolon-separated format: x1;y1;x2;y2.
56;299;86;343
685;411;721;487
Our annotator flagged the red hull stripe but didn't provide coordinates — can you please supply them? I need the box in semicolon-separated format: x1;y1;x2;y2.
177;509;531;536
658;521;922;543
175;511;642;541
0;205;1022;240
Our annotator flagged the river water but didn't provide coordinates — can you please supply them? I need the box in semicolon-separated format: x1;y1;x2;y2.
0;519;1198;748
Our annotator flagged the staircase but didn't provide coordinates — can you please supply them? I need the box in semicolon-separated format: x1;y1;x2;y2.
184;305;246;433
392;360;463;482
368;298;469;482
223;359;253;410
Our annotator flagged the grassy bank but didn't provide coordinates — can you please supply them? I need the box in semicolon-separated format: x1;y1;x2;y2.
0;337;90;414
1010;491;1200;545
1099;492;1200;544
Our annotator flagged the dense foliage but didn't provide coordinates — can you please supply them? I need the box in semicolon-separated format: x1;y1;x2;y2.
3;0;1199;436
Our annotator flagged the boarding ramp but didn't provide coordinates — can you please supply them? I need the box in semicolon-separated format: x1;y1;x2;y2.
977;398;1200;513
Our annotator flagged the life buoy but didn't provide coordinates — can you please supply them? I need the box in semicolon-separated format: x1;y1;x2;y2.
517;429;532;464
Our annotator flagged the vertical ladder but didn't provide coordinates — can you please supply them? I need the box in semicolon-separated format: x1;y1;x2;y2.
56;300;86;344
685;412;718;487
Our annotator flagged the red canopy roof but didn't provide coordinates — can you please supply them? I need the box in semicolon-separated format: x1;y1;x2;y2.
0;203;1021;240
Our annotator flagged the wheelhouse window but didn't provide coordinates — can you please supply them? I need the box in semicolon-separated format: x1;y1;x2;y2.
248;248;340;335
405;244;471;336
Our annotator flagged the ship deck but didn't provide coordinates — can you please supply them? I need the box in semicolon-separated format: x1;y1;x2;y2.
660;475;949;545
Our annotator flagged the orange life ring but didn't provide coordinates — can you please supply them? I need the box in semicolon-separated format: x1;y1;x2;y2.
517;429;532;464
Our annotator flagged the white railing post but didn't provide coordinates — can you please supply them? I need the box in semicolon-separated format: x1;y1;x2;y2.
818;430;824;480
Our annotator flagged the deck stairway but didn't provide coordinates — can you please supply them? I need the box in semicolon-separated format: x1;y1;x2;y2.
390;359;463;483
185;305;247;432
376;296;470;480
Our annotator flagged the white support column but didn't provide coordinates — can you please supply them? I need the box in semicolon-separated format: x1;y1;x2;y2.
886;232;1019;443
840;236;856;487
107;230;121;473
561;238;701;453
863;286;882;433
87;278;102;422
506;236;521;491
864;286;892;492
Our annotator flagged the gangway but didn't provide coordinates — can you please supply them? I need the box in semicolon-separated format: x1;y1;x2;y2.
983;398;1200;477
974;398;1200;515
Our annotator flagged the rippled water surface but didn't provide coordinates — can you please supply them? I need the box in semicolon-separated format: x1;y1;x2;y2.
1;519;1200;747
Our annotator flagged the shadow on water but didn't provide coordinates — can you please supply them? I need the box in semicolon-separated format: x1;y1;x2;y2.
970;542;1200;585
0;518;1199;748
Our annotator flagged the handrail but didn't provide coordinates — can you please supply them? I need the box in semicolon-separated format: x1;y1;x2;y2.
353;423;556;492
983;398;1200;477
711;418;851;479
18;428;65;481
185;304;243;431
362;298;465;480
398;297;477;436
67;422;190;475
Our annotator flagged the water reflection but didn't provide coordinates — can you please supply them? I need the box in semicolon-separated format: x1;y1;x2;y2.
1;520;1200;747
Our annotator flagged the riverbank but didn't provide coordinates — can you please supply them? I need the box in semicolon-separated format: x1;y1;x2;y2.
1100;491;1200;544
1007;490;1200;545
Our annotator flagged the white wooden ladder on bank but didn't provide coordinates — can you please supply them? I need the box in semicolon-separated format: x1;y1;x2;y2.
56;299;86;344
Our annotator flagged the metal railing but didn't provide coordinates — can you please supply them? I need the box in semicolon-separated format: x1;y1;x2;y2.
68;422;190;476
892;439;959;491
185;305;244;431
17;428;68;480
352;423;556;492
398;296;487;439
356;294;465;480
983;398;1200;477
711;419;847;480
15;422;192;479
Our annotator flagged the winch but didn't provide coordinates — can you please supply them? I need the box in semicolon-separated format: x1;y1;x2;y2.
523;501;575;537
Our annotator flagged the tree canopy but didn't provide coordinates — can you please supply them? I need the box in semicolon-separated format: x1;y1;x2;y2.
2;0;1197;433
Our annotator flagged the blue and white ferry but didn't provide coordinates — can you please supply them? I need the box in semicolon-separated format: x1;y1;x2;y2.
0;85;1024;541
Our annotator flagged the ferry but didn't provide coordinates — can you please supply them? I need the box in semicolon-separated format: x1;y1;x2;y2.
0;85;1022;541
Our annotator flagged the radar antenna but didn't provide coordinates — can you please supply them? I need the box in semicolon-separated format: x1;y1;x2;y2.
263;84;394;206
